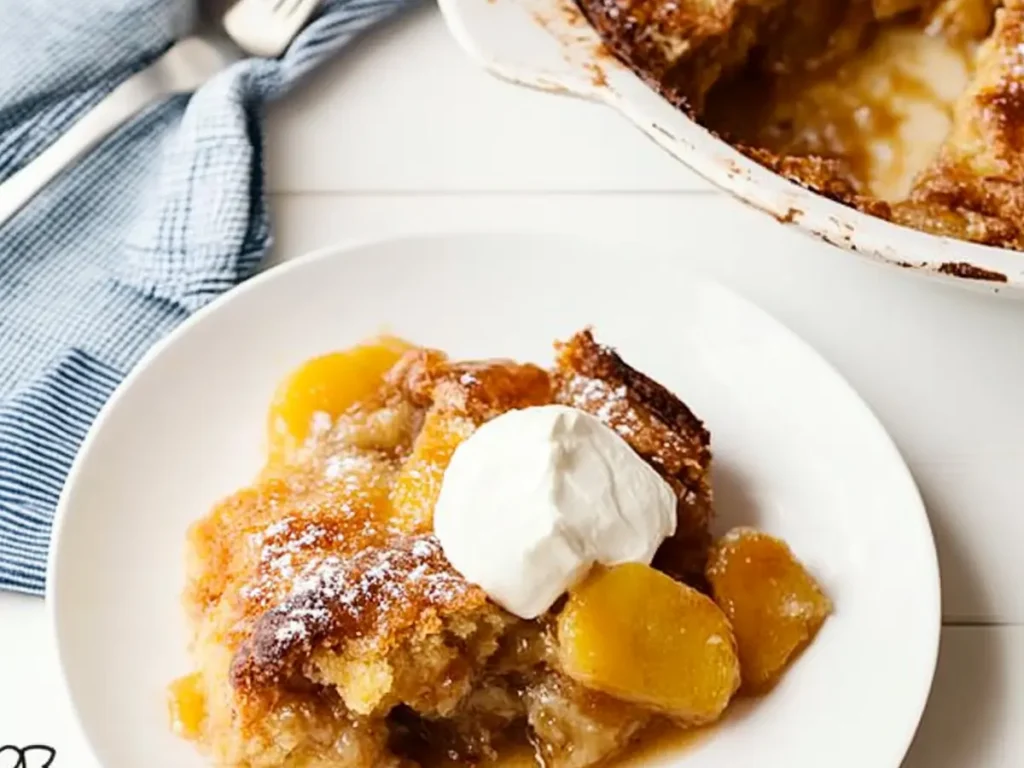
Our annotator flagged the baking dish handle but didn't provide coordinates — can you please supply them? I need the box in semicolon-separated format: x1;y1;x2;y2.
438;0;608;100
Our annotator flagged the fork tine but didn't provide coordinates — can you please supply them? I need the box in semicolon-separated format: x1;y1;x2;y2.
223;0;321;57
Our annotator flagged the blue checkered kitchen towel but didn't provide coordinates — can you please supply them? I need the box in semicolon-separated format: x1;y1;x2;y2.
0;0;413;595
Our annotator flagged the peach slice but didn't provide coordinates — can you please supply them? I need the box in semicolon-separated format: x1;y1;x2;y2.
389;409;475;533
706;527;832;692
556;563;740;724
168;672;206;740
266;336;413;465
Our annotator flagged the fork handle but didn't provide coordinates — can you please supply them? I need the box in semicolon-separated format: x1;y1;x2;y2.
0;73;171;229
0;35;236;229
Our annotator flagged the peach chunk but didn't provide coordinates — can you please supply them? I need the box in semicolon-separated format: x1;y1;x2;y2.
706;527;832;692
266;336;413;465
389;409;475;533
556;563;740;724
168;672;206;740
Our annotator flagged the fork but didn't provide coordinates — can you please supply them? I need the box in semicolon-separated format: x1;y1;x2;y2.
0;0;321;229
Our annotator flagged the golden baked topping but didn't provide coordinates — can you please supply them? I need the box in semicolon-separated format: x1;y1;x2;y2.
173;333;828;768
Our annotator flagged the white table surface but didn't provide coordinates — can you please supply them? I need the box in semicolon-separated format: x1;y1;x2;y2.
3;6;1023;765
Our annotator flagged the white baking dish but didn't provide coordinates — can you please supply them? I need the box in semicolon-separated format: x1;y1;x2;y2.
438;0;1023;293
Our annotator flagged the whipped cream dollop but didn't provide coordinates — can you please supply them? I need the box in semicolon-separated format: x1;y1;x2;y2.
433;404;677;619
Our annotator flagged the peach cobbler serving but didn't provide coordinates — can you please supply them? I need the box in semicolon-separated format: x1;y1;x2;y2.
171;330;831;767
578;0;1024;249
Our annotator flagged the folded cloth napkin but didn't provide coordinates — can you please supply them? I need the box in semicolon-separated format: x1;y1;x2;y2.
0;0;413;595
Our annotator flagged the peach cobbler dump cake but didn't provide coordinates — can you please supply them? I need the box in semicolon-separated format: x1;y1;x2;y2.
171;330;831;767
578;0;1024;249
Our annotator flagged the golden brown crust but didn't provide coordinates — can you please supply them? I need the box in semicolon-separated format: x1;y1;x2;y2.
553;329;712;586
740;146;865;200
576;0;781;113
390;349;553;419
221;336;712;700
223;354;553;696
182;332;718;767
899;2;1024;247
230;534;488;691
889;196;1024;248
758;0;877;75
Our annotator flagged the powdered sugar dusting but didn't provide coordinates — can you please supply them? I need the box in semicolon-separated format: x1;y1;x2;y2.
264;518;293;538
239;518;335;603
1011;42;1024;79
324;453;375;481
411;538;434;558
310;411;333;437
234;535;483;687
281;536;473;627
569;375;635;438
275;618;308;643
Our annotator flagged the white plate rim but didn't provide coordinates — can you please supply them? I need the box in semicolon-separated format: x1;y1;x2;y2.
46;230;942;767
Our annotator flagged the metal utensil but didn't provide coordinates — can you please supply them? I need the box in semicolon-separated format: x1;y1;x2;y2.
225;0;322;58
0;0;321;228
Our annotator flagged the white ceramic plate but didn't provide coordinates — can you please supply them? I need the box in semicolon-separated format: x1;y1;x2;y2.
49;232;939;768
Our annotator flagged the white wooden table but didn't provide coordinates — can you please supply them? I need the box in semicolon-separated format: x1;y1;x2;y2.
2;6;1023;764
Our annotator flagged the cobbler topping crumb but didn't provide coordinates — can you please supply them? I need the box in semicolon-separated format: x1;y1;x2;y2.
240;519;338;603
566;375;635;437
275;619;308;643
310;411;333;437
231;535;483;689
1011;43;1024;79
324;453;374;481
